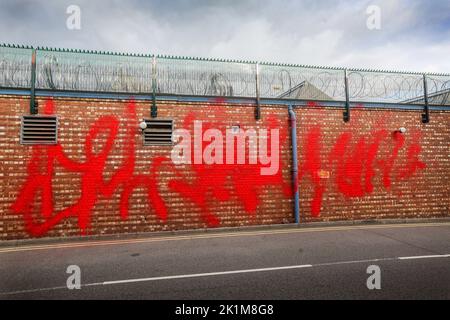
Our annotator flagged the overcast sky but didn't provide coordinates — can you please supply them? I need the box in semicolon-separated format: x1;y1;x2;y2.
1;0;449;73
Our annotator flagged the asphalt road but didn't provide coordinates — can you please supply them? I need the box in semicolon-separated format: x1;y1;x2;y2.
0;222;449;300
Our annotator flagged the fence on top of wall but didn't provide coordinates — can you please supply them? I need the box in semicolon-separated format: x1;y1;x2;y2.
0;44;449;106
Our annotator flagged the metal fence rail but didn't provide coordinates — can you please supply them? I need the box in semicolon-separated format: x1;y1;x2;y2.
35;48;152;93
0;45;33;89
157;56;257;97
347;70;424;104
259;63;345;101
1;44;449;106
426;75;450;105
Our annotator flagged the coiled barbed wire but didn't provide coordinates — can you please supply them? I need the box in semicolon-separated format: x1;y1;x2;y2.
0;46;449;105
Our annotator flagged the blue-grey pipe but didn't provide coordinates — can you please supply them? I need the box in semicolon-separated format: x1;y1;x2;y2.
288;105;300;224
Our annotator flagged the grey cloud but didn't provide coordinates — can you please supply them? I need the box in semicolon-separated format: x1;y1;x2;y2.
0;0;448;72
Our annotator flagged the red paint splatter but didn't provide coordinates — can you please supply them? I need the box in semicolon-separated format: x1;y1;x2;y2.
11;99;168;236
299;104;427;217
11;100;291;236
299;126;324;217
168;108;291;226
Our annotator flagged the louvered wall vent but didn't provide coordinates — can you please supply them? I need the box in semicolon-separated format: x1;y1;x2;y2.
20;115;58;145
142;119;173;146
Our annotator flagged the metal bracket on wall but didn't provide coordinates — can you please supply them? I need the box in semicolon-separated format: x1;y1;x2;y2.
30;48;37;115
151;56;157;118
422;74;430;124
255;63;261;121
343;68;350;122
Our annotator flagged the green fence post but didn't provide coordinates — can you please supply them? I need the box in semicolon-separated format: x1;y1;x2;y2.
30;48;37;114
151;56;157;118
343;69;350;122
422;74;430;123
255;62;261;120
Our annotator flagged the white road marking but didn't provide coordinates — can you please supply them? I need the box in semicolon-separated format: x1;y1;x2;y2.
0;286;69;296
398;254;450;260
314;257;398;267
102;264;313;285
1;253;448;296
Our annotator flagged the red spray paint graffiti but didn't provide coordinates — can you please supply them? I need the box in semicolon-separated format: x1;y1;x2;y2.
167;107;291;227
299;103;427;217
11;100;290;236
11;99;167;236
11;99;427;236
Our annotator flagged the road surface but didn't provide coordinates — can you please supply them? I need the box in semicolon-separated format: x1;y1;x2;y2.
0;222;449;299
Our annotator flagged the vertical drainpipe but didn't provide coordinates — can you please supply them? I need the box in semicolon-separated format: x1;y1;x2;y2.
288;105;300;224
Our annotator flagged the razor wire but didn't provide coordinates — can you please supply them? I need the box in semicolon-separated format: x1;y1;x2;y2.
425;75;450;105
157;57;256;97
35;50;152;93
0;46;32;88
0;45;449;105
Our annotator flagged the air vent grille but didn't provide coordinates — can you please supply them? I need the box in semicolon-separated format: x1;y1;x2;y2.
20;115;58;145
143;119;173;146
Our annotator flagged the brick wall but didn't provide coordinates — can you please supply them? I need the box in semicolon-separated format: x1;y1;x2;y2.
0;95;448;240
295;103;449;222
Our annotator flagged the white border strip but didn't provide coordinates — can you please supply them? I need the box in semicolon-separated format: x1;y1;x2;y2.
398;254;450;260
103;264;313;285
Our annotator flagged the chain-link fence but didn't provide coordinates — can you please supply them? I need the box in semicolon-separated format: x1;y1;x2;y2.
1;44;449;105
